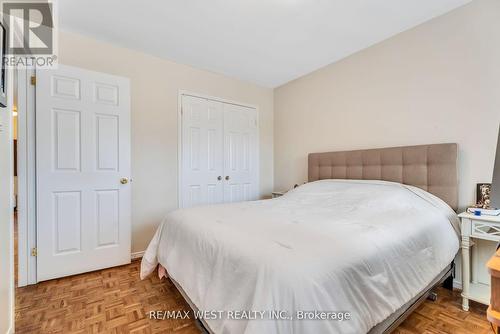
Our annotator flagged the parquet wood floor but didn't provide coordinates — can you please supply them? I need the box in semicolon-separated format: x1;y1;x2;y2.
16;260;200;334
395;287;491;334
15;257;492;334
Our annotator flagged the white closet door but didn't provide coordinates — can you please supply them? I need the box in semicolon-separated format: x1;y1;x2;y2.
36;65;131;281
223;104;258;203
181;95;224;208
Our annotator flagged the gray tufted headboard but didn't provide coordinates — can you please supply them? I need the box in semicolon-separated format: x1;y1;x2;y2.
308;143;458;210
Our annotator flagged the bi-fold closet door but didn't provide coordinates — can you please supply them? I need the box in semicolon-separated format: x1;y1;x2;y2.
181;95;258;208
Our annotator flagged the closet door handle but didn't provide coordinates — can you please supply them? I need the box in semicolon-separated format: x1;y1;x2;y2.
225;176;230;181
217;176;222;181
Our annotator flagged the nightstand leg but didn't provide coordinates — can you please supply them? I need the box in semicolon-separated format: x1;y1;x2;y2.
461;235;471;311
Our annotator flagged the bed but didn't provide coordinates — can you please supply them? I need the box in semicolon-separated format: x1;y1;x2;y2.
141;143;460;334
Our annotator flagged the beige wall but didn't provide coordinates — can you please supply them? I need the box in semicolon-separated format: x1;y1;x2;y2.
274;0;500;209
58;31;274;253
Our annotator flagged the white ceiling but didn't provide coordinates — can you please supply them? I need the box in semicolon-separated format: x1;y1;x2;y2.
59;0;471;88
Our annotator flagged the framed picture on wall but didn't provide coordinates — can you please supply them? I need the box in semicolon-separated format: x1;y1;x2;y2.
0;21;7;108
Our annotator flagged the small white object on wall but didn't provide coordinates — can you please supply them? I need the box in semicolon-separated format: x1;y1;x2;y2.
271;191;286;198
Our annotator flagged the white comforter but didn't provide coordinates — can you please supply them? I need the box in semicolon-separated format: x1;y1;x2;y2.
141;180;459;334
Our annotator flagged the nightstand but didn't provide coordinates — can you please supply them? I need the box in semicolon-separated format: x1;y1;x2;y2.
459;212;500;311
271;191;286;198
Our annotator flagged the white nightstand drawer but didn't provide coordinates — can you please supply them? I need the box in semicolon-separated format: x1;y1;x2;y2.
471;219;500;242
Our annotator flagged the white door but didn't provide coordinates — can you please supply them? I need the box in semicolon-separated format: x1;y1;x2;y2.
181;95;224;208
223;104;258;202
36;65;131;281
180;94;258;208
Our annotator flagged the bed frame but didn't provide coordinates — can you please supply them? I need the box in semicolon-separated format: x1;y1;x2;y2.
176;143;459;334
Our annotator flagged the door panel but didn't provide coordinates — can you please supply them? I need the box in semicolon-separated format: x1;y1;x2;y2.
181;96;224;208
53;191;81;254
223;104;258;203
37;64;131;281
54;108;81;170
96;190;120;247
96;114;119;170
51;75;80;99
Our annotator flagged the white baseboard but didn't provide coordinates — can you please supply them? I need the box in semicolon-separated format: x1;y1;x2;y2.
131;251;144;260
453;279;462;290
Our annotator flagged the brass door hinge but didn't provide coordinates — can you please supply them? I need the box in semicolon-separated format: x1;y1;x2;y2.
31;247;37;257
30;76;36;85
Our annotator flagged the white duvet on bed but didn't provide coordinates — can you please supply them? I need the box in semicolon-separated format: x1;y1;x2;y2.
141;180;459;334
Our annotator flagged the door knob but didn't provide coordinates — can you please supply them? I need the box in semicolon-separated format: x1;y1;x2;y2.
217;176;222;181
225;176;230;181
120;177;129;184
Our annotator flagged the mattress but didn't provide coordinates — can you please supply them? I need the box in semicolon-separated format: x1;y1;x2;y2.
141;179;460;334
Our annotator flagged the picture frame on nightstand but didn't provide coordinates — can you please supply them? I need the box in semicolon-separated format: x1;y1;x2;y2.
476;183;492;208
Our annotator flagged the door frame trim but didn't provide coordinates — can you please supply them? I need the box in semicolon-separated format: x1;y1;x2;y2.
17;68;37;286
177;90;260;208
